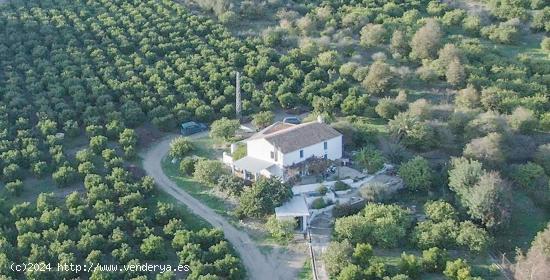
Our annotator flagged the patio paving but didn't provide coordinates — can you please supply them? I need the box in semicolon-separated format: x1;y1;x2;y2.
335;166;364;179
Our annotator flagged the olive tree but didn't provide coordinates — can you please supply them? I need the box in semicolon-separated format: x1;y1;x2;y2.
169;137;194;159
193;159;228;186
210;117;240;142
398;156;433;191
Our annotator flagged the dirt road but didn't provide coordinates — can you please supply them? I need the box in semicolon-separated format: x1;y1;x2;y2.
141;133;300;280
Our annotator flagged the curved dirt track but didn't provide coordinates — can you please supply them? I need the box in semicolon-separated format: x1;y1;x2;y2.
141;133;296;280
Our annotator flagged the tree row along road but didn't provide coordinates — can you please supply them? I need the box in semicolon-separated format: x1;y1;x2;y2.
141;133;290;280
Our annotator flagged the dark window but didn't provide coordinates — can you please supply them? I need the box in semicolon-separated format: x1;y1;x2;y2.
270;151;274;159
324;141;327;150
300;150;304;158
324;154;327;159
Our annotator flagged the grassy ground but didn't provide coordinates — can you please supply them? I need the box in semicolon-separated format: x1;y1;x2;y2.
297;259;313;280
494;191;550;253
150;189;212;231
487;32;549;59
389;179;550;255
160;136;232;215
379;189;515;279
0;179;48;207
186;136;220;158
376;249;503;279
0;170;213;236
0;177;84;209
161;157;231;215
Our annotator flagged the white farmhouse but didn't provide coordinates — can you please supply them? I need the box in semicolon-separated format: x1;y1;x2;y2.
231;118;343;181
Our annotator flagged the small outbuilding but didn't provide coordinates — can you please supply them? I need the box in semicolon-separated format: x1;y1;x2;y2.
232;156;281;181
275;195;310;233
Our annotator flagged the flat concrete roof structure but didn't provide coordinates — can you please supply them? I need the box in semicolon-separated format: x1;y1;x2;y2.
233;156;274;173
275;196;310;218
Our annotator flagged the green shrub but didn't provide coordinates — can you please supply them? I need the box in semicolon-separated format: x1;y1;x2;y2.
481;20;520;44
252;111;274;129
218;11;237;25
3;163;22;182
365;260;387;279
540;112;550;131
179;157;197;176
169;137;194;159
422;247;449;272
209;117;240;142
542;37;550;51
193;159;227;186
352;243;374;266
32;161;48;177
398;156;433;191
424;200;457;222
52;166;78;187
337;264;364;280
317;185;328;195
463;15;481;34
335;204;411;247
375;98;400;120
5;180;23;196
508;107;537;134
339;62;360;78
334;181;350;191
354;146;386;173
444;259;475;280
332;201;366;218
359;182;393;202
456;221;492;253
232;144;247;161
487;0;528;20
398;253;423;279
216;174;244;197
442;9;466;26
265;215;296;243
511;162;547;189
389;112;436;150
386;274;410;280
413;219;457;249
535;144;550;174
311;198;327;209
324;240;353;277
235;177;292;218
89;135;108;153
140;234;166;260
427;1;448;16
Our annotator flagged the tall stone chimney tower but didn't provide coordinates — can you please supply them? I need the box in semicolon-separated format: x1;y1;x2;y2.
235;71;242;121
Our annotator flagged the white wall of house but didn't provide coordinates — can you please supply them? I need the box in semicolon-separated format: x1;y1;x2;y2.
281;135;342;167
246;135;343;170
246;138;278;164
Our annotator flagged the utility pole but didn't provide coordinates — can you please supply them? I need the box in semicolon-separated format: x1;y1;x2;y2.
235;71;242;121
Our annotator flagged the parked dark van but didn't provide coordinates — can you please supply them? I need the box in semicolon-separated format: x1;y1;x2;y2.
181;121;207;136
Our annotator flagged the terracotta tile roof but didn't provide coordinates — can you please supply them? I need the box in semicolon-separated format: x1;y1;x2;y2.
251;121;341;153
263;122;295;134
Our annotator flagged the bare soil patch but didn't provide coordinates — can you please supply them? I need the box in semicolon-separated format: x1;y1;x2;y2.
135;122;164;148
